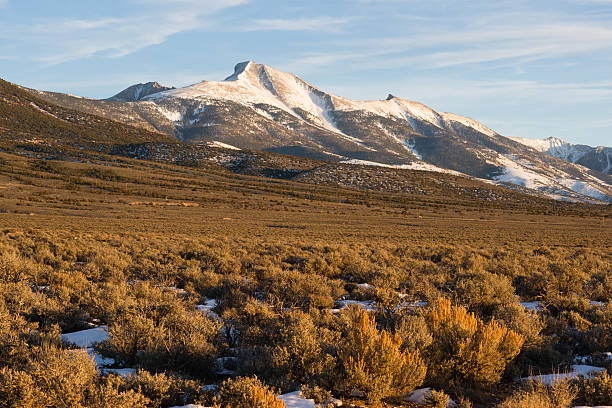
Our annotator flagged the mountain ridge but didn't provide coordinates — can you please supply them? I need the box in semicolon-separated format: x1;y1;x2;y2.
21;61;612;203
509;136;611;175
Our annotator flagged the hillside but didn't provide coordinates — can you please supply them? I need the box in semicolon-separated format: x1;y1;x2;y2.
0;78;173;147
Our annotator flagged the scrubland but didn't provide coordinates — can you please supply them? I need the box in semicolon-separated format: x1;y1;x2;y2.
0;149;610;407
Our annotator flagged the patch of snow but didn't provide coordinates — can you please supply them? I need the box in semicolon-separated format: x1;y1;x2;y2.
520;301;543;312
158;286;189;295
403;387;456;407
61;326;109;348
340;158;464;175
493;155;555;190
29;102;59;119
278;391;316;408
169;405;208;408
556;178;609;201
61;326;137;377
196;299;222;321
215;356;237;375
404;139;423;159
521;365;606;386
206;141;241;150
573;406;612;408
156;106;182;122
105;367;137;378
333;299;377;312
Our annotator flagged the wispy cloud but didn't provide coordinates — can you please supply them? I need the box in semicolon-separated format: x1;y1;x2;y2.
0;0;8;7
242;17;352;32
281;18;612;74
0;0;248;65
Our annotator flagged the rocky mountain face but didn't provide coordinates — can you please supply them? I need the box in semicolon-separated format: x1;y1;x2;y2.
107;82;175;102
27;61;611;203
509;136;612;175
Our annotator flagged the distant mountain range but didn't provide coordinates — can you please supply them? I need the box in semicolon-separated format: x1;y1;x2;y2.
23;61;611;202
509;136;611;175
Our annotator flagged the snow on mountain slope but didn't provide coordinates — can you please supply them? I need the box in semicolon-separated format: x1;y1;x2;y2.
341;158;465;175
509;136;612;176
440;112;497;137
148;62;342;134
509;136;589;162
490;153;611;202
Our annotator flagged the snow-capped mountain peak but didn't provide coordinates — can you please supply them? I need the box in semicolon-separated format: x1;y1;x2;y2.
508;136;611;175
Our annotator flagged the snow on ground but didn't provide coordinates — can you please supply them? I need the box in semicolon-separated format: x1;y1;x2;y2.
278;391;316;408
158;286;189;295
403;387;456;407
61;326;109;348
556;178;609;201
340;158;464;175
404;139;423;160
29;102;60;119
206;141;241;150
331;299;377;313
196;298;218;313
493;155;555;190
169;405;207;408
394;99;445;129
575;352;612;364
61;326;135;377
520;301;543;312
156;106;183;122
521;365;606;386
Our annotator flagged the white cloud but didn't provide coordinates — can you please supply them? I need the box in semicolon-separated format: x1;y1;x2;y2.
0;0;248;65
242;17;352;32
280;19;612;74
0;0;8;7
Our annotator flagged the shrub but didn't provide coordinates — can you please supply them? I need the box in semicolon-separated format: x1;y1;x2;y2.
338;308;426;403
258;268;344;310
497;379;576;408
235;304;337;390
124;370;207;408
455;271;517;317
214;376;286;408
395;314;433;353
425;389;451;408
0;346;147;408
426;298;524;387
88;374;150;408
100;305;220;378
573;371;612;406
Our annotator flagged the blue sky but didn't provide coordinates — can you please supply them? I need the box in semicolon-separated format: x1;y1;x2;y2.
1;0;611;146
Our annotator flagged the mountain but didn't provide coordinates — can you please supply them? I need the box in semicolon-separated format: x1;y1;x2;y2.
107;81;174;102
27;61;611;203
509;136;612;175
